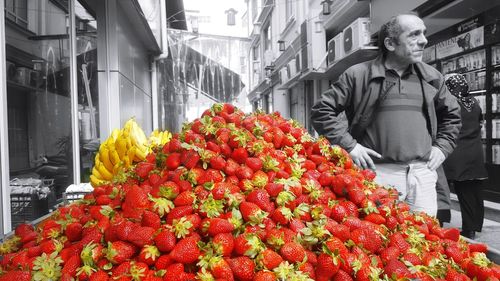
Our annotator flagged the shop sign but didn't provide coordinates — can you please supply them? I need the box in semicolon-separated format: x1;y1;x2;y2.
436;26;484;59
422;45;435;63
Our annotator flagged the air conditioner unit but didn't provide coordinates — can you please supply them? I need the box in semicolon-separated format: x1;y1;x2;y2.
327;32;343;66
306;19;326;70
342;17;370;57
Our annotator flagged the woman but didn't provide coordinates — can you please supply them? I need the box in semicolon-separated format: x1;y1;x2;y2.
443;74;488;239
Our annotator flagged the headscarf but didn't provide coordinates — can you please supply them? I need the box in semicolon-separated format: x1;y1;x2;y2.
445;73;474;112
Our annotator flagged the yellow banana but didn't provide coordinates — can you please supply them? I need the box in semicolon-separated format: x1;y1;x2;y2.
99;145;115;172
90;174;108;187
96;162;113;181
134;145;147;161
110;129;120;142
122;155;131;168
127;146;136;165
108;144;121;166
116;137;128;160
92;166;103;179
162;131;172;144
113;162;122;175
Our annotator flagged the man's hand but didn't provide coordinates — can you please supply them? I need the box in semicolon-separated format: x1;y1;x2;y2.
427;146;445;171
349;143;382;170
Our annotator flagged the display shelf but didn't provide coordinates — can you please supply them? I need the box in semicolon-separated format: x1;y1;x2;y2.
7;80;40;93
300;46;379;80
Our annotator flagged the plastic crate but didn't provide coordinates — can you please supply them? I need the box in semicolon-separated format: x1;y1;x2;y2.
10;193;49;230
62;191;91;205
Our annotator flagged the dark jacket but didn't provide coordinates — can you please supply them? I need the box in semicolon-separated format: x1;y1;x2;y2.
311;56;462;158
443;100;488;181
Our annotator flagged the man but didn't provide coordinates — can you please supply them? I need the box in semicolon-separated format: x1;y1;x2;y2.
311;14;461;216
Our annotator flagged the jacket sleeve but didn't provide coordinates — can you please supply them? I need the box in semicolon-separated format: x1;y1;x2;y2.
310;71;357;152
434;77;462;158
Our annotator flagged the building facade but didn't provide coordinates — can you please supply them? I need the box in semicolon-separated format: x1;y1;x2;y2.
0;0;182;235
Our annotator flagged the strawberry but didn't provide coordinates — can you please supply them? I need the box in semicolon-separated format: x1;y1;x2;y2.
229;256;256;281
246;157;263;171
142;210;161;229
443;228;461;242
383;258;412;279
280;242;306;263
61;255;81;277
169;236;201;264
207;218;234;236
135;162;155;179
332;269;354;281
253;271;277;281
154;229;176;252
209;155;226;170
350;227;382;254
469;243;488;253
240;201;268;225
106;241;137;264
231;147;249;164
0;271;31;281
210;258;234;280
154;254;172;270
316;253;341;279
213;232;234;257
165;152;181;170
260;248;283;270
138;245;161;266
181;150;200;169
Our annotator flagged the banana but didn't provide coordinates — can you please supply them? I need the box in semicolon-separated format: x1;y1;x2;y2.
122;155;131;168
99;145;115;172
115;136;128;160
90;174;107;187
96;162;113;181
127;146;136;165
110;129;120;142
92;166;103;179
108;143;121;166
112;162;122;175
134;145;147;161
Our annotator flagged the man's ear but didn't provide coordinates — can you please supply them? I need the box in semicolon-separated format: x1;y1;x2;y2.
384;37;395;52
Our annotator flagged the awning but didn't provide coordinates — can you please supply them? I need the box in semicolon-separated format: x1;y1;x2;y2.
169;43;245;103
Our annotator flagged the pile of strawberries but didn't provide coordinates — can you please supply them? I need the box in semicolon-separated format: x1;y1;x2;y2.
1;103;499;281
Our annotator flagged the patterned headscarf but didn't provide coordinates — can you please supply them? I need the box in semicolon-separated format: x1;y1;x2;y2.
445;73;474;112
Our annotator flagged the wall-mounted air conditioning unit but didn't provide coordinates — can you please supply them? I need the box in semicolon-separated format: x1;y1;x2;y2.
327;32;343;66
342;17;370;57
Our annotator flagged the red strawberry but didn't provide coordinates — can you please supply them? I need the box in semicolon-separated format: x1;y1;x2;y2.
0;271;31;281
142;210;161;229
383;258;412;279
229;256;255;281
240;201;267;224
181;150;200;169
169;236;201;264
65;222;83;242
106;241;137;264
246;157;263;171
260;248;283;270
469;243;488;253
135;162;155;179
231;147;249;164
316;253;341;279
209;155;226;170
165;152;181;170
154;229;176;253
154;254;172;270
279;242;306;263
138;245;161;266
61;255;81;277
210;258;234;280
213;232;234;257
207;218;234;236
253;271;277;281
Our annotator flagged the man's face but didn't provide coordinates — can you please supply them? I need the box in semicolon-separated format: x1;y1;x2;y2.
390;15;428;64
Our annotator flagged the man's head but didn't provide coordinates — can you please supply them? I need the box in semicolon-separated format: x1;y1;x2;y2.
378;14;428;65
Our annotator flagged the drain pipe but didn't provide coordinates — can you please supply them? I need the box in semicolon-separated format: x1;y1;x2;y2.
151;0;170;130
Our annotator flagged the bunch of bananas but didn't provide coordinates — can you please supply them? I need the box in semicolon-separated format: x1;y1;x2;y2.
90;119;150;187
149;129;172;147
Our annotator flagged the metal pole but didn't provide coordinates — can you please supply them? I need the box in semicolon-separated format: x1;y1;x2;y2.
69;0;81;184
0;0;11;235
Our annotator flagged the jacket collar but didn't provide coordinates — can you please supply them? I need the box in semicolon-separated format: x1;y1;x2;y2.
369;55;435;82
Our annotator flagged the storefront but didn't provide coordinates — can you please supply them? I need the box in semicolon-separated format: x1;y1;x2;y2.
0;0;175;235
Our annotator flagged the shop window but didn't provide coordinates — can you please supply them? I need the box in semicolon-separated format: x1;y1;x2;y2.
5;0;28;29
